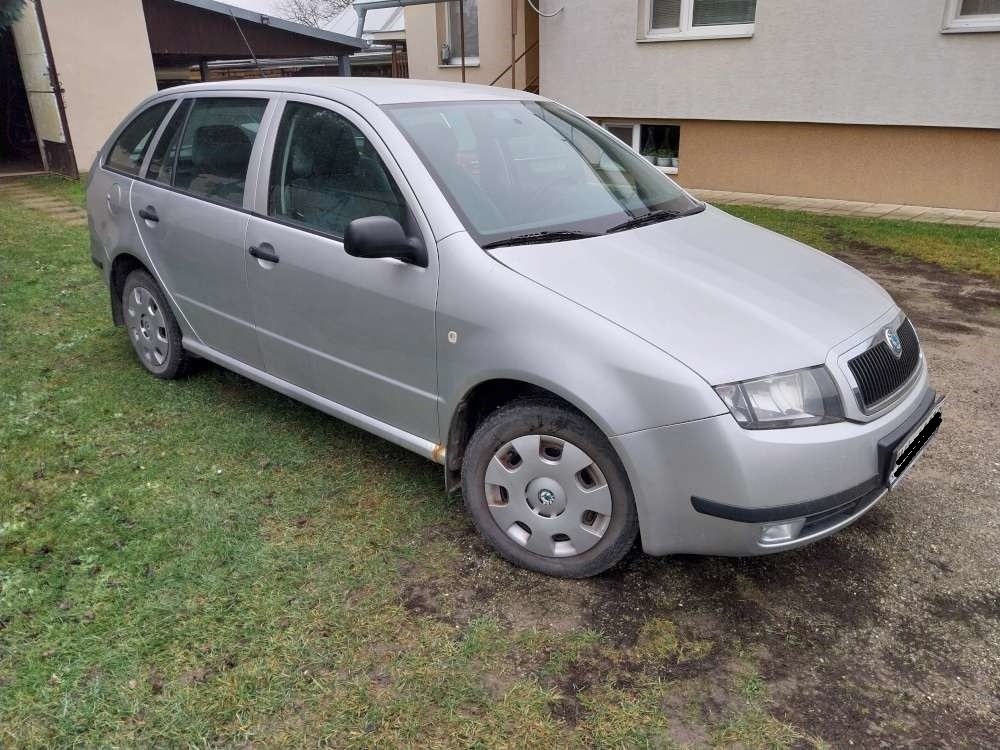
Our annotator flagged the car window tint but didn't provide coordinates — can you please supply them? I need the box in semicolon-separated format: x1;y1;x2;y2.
105;101;173;176
267;102;406;238
172;98;267;207
147;100;191;184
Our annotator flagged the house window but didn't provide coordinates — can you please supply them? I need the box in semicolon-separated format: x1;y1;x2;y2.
942;0;1000;32
443;0;479;63
644;0;756;40
603;122;682;174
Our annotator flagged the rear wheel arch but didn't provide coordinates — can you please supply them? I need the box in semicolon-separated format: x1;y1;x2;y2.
109;253;151;326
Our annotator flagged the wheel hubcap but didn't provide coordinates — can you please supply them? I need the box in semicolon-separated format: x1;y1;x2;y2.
484;434;612;558
126;286;170;369
525;478;567;517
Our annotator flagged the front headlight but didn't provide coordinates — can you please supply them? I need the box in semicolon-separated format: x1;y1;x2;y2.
714;366;844;429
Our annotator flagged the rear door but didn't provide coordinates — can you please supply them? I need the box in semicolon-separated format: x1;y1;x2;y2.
245;95;440;443
130;94;276;369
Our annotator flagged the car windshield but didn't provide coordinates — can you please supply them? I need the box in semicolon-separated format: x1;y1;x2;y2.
385;100;702;247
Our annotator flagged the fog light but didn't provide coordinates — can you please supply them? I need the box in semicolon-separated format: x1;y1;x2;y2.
760;518;805;544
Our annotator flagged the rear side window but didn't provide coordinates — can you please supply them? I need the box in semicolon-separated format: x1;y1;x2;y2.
172;98;268;207
105;101;173;176
267;101;406;238
147;100;191;184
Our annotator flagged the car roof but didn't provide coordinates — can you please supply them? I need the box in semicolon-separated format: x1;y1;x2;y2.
161;77;548;106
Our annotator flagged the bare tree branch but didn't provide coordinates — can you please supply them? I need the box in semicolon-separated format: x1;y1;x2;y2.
273;0;352;28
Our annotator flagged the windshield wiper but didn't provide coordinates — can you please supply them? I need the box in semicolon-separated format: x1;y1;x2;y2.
481;230;599;249
605;204;704;234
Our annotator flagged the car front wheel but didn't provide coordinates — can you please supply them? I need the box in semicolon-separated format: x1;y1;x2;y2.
461;400;639;578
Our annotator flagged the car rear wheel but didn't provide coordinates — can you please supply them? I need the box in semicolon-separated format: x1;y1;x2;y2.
461;400;639;578
122;269;194;379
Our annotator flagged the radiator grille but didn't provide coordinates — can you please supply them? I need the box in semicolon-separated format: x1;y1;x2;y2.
847;319;920;410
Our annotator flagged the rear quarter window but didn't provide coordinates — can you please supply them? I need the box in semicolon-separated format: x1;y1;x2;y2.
105;101;174;176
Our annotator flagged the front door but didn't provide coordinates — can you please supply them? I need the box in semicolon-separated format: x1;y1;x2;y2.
245;97;440;443
131;95;272;369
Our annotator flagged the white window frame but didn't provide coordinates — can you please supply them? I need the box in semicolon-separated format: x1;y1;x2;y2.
602;121;680;175
639;0;755;42
942;0;1000;33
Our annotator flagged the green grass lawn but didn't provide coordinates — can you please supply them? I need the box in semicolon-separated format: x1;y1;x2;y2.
721;204;1000;280
1;179;996;748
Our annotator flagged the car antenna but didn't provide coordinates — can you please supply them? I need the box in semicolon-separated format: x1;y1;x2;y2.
228;8;267;78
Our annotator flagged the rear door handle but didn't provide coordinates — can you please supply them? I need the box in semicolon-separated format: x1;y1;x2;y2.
138;205;158;223
249;244;280;264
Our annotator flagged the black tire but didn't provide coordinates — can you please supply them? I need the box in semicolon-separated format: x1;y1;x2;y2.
461;399;639;578
121;269;195;379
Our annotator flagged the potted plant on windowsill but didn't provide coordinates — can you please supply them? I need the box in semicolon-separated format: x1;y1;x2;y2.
640;132;658;164
655;147;672;167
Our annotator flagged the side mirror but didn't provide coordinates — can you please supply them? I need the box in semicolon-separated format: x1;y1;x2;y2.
343;216;427;267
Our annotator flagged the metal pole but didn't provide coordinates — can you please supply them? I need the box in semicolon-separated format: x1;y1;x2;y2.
338;54;352;77
510;0;516;88
458;0;466;83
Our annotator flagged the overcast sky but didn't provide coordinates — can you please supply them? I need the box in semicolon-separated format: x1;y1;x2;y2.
225;0;290;17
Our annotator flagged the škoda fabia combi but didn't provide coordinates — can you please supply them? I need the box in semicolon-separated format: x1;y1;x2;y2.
87;79;942;577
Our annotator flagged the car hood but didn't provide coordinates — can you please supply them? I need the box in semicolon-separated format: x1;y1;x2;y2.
488;206;895;384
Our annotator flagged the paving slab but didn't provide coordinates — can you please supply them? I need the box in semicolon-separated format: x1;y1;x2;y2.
881;205;930;220
688;188;1000;227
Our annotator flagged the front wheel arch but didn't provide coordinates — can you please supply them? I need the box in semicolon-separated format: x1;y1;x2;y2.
443;378;611;493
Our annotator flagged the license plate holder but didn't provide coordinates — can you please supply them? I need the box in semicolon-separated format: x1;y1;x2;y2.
888;396;944;489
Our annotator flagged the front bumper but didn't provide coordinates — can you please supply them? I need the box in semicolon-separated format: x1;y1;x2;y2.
612;363;937;556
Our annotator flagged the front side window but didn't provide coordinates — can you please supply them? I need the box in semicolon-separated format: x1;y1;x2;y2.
387;100;700;246
443;0;479;62
105;101;173;176
172;98;268;207
647;0;756;39
268;102;406;238
943;0;1000;31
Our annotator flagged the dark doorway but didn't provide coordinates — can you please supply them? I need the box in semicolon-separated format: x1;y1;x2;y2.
0;27;44;176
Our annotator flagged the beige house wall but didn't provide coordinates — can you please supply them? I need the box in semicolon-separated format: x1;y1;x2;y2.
405;1;536;90
647;120;1000;212
542;0;1000;130
41;0;157;172
542;0;1000;210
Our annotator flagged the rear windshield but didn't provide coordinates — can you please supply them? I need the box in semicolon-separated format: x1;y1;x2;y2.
385;100;700;246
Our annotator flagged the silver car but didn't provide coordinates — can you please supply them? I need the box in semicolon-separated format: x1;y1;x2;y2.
87;79;943;577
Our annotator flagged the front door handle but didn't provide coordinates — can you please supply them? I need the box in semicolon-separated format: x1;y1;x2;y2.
249;244;280;264
138;205;158;223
